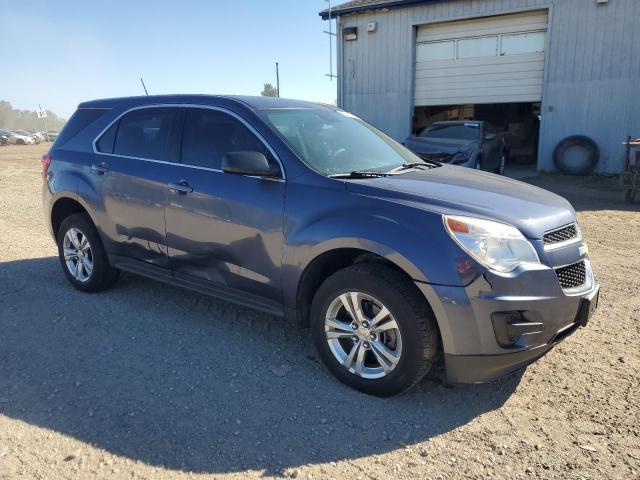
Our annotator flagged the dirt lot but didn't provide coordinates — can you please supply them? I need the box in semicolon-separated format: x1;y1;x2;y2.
0;143;639;480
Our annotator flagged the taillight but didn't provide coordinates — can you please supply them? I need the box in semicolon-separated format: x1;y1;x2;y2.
41;152;51;180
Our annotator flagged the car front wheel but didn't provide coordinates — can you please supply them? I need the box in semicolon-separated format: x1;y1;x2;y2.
311;263;439;396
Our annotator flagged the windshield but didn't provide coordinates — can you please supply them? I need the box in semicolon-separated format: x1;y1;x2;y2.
420;123;480;141
259;108;425;175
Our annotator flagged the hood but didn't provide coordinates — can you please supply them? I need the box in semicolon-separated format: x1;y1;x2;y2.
344;165;575;239
405;136;477;155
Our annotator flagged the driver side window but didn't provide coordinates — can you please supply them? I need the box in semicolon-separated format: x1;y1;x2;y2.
181;108;278;173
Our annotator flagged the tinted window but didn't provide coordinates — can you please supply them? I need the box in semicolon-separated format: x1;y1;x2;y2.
113;108;177;161
420;124;480;141
181;108;272;170
96;122;117;153
55;108;108;147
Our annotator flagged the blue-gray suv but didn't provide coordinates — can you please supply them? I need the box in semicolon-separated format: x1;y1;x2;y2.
42;95;600;396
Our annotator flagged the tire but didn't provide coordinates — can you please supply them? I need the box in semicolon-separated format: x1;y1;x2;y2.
16;139;25;145
553;135;599;175
311;263;439;396
475;156;483;171
56;213;119;292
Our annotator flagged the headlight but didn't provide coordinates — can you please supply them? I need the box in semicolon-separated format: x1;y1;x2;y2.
451;149;473;164
444;215;540;273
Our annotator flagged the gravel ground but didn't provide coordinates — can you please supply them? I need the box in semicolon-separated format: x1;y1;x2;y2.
0;144;639;480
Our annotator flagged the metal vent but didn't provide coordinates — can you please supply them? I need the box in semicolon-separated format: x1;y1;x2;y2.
555;261;587;289
544;223;578;246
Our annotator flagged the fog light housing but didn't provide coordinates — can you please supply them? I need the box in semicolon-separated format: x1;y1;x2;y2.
491;312;544;347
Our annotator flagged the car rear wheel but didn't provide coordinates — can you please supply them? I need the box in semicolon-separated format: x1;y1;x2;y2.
311;263;439;396
56;213;119;292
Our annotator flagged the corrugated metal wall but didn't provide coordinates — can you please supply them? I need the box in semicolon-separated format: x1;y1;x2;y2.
336;0;640;173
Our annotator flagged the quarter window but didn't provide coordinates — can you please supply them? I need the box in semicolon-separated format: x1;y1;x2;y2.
181;108;275;172
112;108;177;161
96;122;117;154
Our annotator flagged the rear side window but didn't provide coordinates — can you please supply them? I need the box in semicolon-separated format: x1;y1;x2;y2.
96;122;117;153
181;108;273;170
55;108;108;147
112;108;177;161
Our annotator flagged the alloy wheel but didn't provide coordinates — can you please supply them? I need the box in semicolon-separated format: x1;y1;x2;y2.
324;292;402;379
62;227;93;282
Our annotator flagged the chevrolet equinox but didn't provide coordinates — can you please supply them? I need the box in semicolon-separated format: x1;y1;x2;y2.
42;95;600;396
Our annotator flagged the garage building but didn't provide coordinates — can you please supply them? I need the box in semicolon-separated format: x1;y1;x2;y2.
320;0;640;173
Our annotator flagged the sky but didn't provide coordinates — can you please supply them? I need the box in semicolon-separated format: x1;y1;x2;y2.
0;0;338;119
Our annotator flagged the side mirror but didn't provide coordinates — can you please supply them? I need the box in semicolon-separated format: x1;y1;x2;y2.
222;151;279;178
484;132;497;141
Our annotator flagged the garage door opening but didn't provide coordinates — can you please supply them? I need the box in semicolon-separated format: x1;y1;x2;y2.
412;102;541;166
413;10;548;169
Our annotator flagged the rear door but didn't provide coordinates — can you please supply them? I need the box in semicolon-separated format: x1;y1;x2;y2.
164;106;286;303
93;107;182;268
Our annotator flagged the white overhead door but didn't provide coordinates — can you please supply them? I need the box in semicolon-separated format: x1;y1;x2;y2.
414;11;548;106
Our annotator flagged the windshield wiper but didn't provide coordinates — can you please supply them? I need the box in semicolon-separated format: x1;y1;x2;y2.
328;170;392;179
388;161;439;173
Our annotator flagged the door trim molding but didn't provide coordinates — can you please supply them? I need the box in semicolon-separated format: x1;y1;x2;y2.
109;255;285;317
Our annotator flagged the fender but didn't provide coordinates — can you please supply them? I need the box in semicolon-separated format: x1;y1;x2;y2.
47;147;105;244
281;199;478;310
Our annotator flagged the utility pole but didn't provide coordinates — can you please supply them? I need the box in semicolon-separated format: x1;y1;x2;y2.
324;0;337;80
275;62;280;97
140;77;149;96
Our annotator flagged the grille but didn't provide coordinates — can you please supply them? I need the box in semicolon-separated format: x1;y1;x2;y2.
416;151;452;163
543;223;578;246
555;261;587;289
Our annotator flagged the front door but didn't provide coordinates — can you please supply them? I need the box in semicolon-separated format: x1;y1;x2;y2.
164;107;286;303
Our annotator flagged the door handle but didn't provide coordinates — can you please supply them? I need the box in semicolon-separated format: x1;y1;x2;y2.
91;163;108;175
168;181;193;194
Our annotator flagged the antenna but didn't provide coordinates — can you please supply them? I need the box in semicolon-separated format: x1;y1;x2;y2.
140;77;149;96
276;62;280;97
324;0;337;80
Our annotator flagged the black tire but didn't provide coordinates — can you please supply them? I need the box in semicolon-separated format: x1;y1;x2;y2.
16;139;25;145
553;135;599;175
475;156;483;171
56;213;119;292
311;263;439;396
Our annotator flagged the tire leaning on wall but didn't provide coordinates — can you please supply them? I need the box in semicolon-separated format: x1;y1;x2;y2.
553;135;600;175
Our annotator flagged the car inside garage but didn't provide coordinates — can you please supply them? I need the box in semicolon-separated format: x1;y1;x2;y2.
412;10;548;167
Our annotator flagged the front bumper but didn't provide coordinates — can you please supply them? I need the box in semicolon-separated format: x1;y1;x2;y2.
445;284;598;383
415;260;599;384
